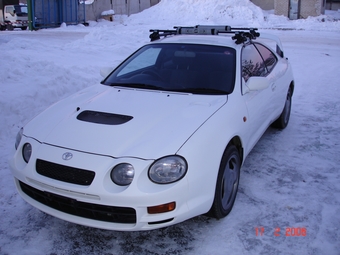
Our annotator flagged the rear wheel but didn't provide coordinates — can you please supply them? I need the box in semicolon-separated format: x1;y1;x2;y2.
21;26;27;30
209;145;241;219
272;87;292;129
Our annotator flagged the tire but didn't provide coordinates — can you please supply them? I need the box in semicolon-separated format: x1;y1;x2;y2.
209;145;241;219
7;24;14;31
21;26;27;30
271;87;292;129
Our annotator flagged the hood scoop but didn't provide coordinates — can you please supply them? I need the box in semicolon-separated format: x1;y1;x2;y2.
77;110;133;125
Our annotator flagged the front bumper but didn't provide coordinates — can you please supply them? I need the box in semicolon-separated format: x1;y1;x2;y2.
10;138;192;231
12;21;28;28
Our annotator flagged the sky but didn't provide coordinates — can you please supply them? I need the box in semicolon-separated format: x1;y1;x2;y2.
0;0;340;254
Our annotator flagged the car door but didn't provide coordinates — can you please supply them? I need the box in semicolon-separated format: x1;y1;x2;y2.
5;6;16;22
241;43;276;152
254;43;289;121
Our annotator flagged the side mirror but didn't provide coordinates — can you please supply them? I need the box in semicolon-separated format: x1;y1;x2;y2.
246;76;270;91
100;68;112;78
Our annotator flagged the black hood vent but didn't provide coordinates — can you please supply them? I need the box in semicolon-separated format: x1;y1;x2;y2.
77;110;133;125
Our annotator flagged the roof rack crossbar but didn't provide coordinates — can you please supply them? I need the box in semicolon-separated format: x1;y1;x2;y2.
175;25;232;35
149;29;177;41
149;25;260;44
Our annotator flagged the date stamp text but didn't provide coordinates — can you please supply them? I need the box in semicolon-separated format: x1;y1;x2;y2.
255;227;307;237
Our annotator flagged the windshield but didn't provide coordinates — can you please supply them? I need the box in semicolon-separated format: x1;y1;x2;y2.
14;5;28;16
103;43;236;95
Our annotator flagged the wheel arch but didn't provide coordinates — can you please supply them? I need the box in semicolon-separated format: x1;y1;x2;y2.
207;136;243;218
228;136;244;164
289;80;295;96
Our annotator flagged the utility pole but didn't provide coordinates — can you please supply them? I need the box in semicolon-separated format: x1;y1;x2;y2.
127;0;130;16
27;0;33;30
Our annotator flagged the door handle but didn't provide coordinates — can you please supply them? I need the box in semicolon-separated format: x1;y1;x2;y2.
271;83;276;91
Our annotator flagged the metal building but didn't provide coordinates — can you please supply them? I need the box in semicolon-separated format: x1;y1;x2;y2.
251;0;327;19
274;0;327;19
27;0;86;29
27;0;160;30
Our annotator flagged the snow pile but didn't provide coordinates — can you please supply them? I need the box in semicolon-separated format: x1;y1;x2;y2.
123;0;340;30
126;0;264;27
79;0;94;4
101;9;115;16
66;0;340;54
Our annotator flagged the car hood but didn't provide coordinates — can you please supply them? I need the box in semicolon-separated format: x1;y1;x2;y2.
24;85;227;159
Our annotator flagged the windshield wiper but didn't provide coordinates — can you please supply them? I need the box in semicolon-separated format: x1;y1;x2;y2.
108;83;164;90
173;87;228;95
106;83;228;95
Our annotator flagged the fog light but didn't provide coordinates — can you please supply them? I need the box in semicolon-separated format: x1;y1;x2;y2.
147;202;176;214
22;143;32;163
111;163;134;186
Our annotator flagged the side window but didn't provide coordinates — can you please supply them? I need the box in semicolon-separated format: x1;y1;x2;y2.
241;44;267;82
5;6;15;16
254;43;277;73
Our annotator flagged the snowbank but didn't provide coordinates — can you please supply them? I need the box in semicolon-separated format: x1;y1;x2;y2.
123;0;340;30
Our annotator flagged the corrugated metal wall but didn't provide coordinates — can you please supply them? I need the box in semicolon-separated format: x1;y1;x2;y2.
84;0;161;20
31;0;160;28
32;0;85;28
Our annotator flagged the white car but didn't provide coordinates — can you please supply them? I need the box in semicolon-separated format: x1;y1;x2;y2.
10;25;294;231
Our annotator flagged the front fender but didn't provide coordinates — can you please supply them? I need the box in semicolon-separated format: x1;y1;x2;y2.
176;93;249;215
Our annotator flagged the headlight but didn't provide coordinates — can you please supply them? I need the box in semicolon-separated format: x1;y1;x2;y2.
111;163;135;186
15;128;23;150
22;143;32;163
149;156;187;184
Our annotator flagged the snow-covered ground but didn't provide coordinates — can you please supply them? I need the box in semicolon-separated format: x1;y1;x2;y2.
1;0;340;254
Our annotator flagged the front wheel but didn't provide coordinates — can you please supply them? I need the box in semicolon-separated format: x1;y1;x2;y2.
7;24;14;31
271;87;292;129
209;145;241;219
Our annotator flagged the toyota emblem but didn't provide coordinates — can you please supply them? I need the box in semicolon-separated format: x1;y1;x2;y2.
62;152;73;160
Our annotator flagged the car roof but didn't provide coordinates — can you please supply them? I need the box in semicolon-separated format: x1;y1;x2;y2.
150;34;243;49
148;26;285;57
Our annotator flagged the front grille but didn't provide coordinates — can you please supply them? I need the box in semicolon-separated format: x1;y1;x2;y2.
19;181;137;224
36;159;95;186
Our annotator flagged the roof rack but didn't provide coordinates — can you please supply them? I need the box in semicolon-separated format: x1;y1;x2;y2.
149;25;260;44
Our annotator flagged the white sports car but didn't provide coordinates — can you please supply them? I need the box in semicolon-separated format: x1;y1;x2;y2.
10;25;294;231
